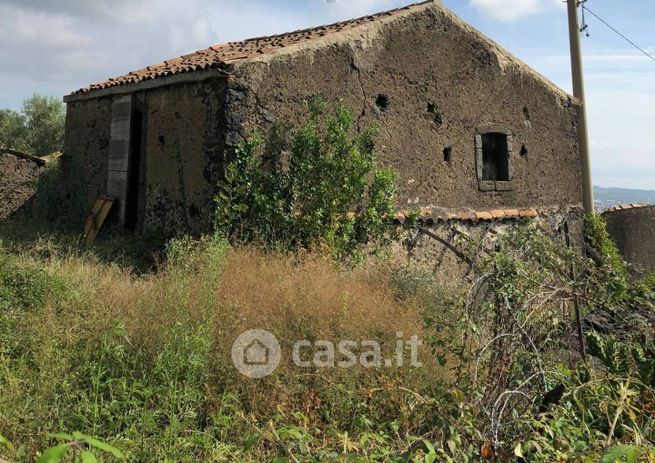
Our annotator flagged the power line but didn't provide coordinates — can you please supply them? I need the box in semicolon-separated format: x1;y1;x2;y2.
581;4;655;64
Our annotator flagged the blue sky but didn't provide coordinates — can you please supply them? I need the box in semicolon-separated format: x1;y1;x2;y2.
0;0;653;188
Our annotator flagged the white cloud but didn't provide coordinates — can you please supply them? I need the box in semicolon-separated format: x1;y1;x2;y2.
0;4;89;49
469;0;563;22
0;0;319;108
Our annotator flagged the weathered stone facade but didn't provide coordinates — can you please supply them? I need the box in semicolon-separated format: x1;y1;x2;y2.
62;1;583;240
603;205;655;274
63;80;227;237
390;204;583;287
0;149;44;221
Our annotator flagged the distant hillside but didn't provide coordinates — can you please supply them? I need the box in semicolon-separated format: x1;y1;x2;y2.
594;186;655;211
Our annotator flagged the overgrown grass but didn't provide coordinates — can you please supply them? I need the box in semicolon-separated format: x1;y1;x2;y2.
0;237;446;462
1;223;654;462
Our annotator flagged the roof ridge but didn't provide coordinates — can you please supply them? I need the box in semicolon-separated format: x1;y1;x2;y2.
221;0;432;45
68;1;435;96
66;0;570;102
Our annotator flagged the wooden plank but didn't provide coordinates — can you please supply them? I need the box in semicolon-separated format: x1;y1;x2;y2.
84;196;115;244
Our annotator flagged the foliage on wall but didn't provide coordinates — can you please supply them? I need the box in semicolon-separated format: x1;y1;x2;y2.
215;99;397;260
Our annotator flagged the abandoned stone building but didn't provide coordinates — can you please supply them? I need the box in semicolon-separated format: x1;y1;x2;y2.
63;0;584;251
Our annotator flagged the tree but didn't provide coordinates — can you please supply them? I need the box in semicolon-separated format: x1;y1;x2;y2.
215;99;398;260
0;94;65;155
0;109;29;152
22;94;66;156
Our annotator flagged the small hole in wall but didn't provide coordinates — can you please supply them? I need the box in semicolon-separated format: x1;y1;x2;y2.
520;144;528;158
375;94;389;112
523;106;531;122
158;135;165;145
443;147;452;163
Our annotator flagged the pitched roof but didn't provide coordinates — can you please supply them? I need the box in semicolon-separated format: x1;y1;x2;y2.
70;1;433;96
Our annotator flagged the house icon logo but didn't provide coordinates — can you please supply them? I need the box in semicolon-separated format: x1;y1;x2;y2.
231;329;281;378
243;338;270;366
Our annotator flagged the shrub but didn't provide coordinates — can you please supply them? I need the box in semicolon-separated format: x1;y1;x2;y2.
584;213;629;308
0;250;69;312
215;99;397;260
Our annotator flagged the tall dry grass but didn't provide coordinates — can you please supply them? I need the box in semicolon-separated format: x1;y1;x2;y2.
0;236;447;461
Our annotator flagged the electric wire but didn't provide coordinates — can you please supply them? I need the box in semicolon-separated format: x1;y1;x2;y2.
580;3;655;64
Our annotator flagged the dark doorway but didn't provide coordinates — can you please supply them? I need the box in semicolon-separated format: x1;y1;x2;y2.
125;106;144;231
481;133;510;181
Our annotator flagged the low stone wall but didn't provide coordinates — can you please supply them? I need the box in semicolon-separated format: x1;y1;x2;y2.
603;205;655;274
0;150;44;221
391;205;583;287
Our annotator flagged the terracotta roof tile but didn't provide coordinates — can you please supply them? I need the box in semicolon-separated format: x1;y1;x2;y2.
70;1;432;96
602;204;652;215
518;209;538;218
391;207;540;224
458;211;476;221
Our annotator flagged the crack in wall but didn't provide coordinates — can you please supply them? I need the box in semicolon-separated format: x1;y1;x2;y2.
350;57;367;132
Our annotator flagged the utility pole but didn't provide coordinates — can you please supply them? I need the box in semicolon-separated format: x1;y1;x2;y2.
567;0;595;214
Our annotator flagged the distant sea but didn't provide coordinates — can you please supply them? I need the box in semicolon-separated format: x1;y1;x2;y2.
594;186;655;211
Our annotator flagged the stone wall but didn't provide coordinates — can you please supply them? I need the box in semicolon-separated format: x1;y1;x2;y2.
62;96;114;216
392;205;583;287
0;151;44;221
225;2;583;212
138;78;227;237
63;78;227;237
603;205;655;274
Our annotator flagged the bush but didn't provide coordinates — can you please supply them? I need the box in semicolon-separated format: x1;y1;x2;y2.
215;99;397;261
0;250;69;312
414;222;655;462
584;213;629;308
